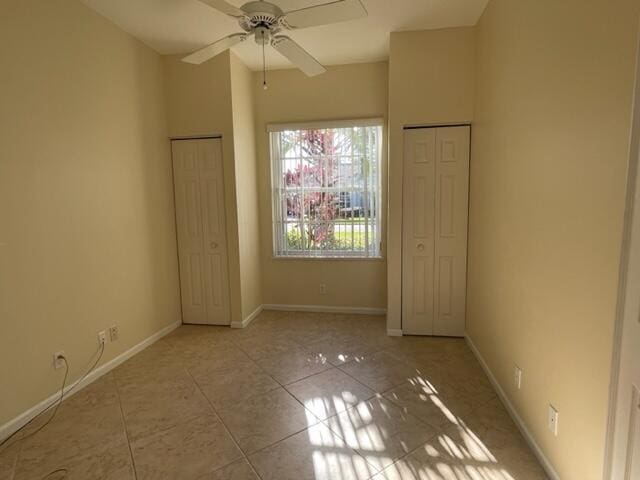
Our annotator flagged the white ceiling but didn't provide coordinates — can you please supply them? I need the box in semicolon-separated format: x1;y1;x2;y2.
81;0;488;70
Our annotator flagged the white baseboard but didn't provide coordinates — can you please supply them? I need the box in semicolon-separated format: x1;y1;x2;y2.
262;304;386;315
465;334;560;480
0;320;181;443
387;329;403;337
231;305;263;329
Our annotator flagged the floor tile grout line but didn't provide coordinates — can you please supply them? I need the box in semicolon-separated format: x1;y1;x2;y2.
4;405;27;480
242;423;315;457
182;351;285;419
281;368;378;423
365;427;445;479
256;344;422;480
183;366;264;480
178;329;334;421
237;401;400;475
218;395;343;480
8;444;19;480
369;419;524;480
316;364;444;442
114;360;211;442
112;374;139;480
314;415;385;477
189;337;319;405
378;389;452;434
242;453;265;480
276;362;334;387
317;402;443;479
334;359;402;396
115;340;190;480
362;349;514;435
229;352;353;463
240;342;336;388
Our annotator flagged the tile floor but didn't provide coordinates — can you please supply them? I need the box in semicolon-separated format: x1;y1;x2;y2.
0;311;548;480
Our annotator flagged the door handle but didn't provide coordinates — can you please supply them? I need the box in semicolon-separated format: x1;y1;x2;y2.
417;244;425;251
210;242;218;249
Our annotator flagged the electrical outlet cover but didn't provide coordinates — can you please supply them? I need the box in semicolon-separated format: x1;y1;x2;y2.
109;325;119;342
53;351;65;370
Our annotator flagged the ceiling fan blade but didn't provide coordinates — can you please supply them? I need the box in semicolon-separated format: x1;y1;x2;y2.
197;0;245;18
271;36;326;77
182;33;248;64
282;0;367;29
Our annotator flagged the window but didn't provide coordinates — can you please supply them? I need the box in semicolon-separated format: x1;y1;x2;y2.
270;119;382;258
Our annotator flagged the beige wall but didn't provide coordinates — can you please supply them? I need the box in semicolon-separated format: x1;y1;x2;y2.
467;1;640;478
253;63;388;309
163;52;244;324
387;28;476;330
230;53;263;319
0;0;180;425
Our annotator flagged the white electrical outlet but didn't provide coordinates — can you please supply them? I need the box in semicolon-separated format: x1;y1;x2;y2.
109;325;119;342
514;366;522;390
319;284;327;295
548;404;559;436
98;330;107;345
52;351;65;370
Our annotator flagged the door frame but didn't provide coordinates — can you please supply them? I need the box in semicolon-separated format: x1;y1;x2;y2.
603;26;640;480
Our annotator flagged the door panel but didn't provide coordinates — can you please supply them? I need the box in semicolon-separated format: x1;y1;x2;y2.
402;128;436;335
434;126;469;336
187;254;204;306
402;126;469;336
198;139;231;325
172;138;230;326
172;141;207;324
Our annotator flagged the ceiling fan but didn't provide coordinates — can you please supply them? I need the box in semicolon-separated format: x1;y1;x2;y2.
182;0;368;85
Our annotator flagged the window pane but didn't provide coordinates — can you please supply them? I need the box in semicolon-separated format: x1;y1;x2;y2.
271;123;382;258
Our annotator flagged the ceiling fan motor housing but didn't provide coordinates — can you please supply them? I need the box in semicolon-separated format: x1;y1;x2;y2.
239;1;284;32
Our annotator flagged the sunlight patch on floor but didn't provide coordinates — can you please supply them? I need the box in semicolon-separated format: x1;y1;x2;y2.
302;380;515;480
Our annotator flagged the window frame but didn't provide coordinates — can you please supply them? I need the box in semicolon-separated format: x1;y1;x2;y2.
268;118;384;260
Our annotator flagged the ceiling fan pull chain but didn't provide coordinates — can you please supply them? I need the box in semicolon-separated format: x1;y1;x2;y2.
262;30;268;90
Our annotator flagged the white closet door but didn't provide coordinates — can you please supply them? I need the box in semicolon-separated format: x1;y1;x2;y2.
198;139;231;325
402;126;470;336
172;138;230;325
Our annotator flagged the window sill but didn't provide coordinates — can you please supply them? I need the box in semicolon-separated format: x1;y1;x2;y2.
272;256;385;261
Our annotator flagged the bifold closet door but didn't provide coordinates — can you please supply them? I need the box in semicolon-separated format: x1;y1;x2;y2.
172;138;231;325
402;126;470;336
